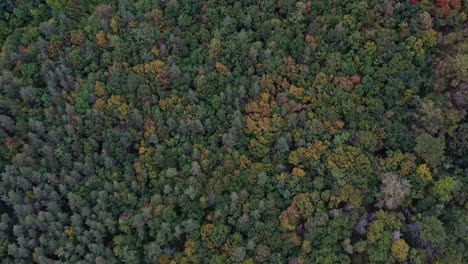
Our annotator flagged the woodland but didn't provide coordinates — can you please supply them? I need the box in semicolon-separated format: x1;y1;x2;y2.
0;0;467;263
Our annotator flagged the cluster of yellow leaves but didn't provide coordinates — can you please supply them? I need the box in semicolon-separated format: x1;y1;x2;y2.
289;147;307;167
405;36;425;58
159;94;183;112
151;9;165;28
416;164;432;182
143;118;156;139
288;140;327;168
95;81;106;97
110;16;120;33
313;72;330;87
422;29;438;48
158;255;175;264
184;239;196;257
329;184;363;208
208;38;222;56
244;93;279;158
392;239;410;262
132;60;167;75
95;95;130;120
200;224;215;249
108;95;130;119
385;152;416;177
289;84;304;99
326;146;372;177
323;118;345;135
215;62;230;74
64;227;75;238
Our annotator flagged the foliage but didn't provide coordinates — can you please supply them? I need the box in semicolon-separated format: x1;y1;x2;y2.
0;0;466;263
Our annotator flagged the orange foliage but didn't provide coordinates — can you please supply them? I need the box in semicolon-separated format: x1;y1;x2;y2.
292;167;306;178
215;62;230;74
70;32;85;46
96;31;107;47
433;0;461;17
47;40;63;59
305;34;317;47
280;193;315;231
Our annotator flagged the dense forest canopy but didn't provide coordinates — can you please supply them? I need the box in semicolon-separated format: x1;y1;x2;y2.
0;0;467;263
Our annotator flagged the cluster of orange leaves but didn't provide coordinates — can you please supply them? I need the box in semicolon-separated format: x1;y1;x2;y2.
433;0;462;17
95;31;107;47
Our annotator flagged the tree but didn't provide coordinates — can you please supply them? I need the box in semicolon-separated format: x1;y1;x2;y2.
414;134;445;168
391;239;409;262
431;177;457;202
377;173;411;210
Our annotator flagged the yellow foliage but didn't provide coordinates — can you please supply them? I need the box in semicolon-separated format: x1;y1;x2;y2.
277;172;289;181
416;164;432;182
144;118;156;139
159;255;172;264
271;113;285;128
245;116;271;136
208;38;222;55
151;47;159;57
386;152;415;176
422;29;438;48
364;41;377;54
329;184;363;208
215;62;230;74
184;239;196;256
94;98;106;110
95;81;106;97
239;155;251;169
307;140;327;161
159;95;183;112
151;9;165;28
323;119;343;135
313;72;329;86
400;160;415;176
289;147;306;166
292;129;303;142
110;16;120;33
392;239;410;262
132;60;167;75
64;227;75;238
107;95;130;119
134;160;142;174
201;224;214;241
243;258;255;264
129;20;138;28
289;84;304;99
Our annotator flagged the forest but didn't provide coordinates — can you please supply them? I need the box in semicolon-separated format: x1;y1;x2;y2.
0;0;467;263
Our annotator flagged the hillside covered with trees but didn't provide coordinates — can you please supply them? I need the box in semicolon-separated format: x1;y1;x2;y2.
0;0;467;263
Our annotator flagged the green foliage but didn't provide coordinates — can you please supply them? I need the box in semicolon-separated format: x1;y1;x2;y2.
431;177;457;202
414;134;445;168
